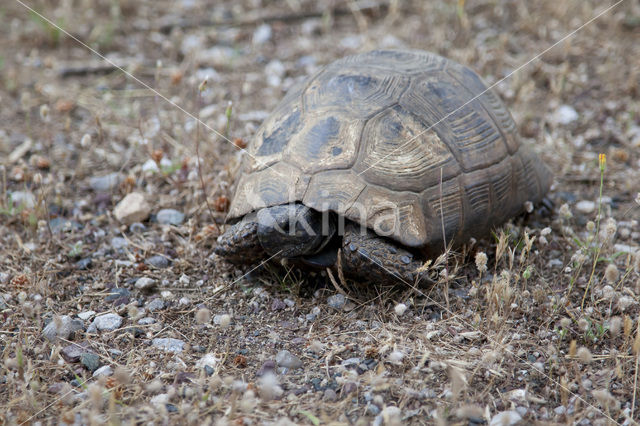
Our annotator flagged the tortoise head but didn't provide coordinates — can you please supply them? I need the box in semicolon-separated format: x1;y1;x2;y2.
257;204;336;259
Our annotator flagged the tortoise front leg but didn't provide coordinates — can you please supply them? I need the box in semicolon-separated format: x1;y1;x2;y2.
340;223;432;286
214;213;266;264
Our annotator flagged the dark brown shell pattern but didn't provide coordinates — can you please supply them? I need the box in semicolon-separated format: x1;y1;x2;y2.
228;49;551;249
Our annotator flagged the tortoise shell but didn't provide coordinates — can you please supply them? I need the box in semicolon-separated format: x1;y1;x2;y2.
228;49;551;249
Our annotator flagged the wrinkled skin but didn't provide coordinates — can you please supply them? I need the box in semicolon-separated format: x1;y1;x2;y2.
214;204;432;286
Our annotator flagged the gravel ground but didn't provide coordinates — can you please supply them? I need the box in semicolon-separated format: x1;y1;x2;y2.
1;0;640;424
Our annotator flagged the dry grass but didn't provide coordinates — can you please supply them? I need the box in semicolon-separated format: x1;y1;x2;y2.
1;0;640;424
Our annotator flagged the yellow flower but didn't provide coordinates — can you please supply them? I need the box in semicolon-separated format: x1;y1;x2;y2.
598;153;606;172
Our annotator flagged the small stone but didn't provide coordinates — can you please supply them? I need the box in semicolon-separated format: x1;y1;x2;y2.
77;311;95;321
89;313;123;332
110;237;128;250
146;255;170;269
105;287;130;303
141;159;159;173
196;353;220;370
271;298;286;311
575;200;596;214
342;382;357;395
9;191;36;209
135;277;157;290
327;294;346;310
257;360;276;376
324;388;337;402
380;407;402;424
342;358;361;368
60;341;92;362
138;317;156;325
43;315;73;342
552;105;579;125
75;257;92;270
394;303;407;316
554;405;566;415
80;353;101;372
8;138;32;163
146;298;165;312
49;218;82;233
265;60;285;87
252;23;272;45
89;173;121;191
156;209;184;225
367;404;381;416
93;365;113;377
152;338;185;353
275;350;302;369
114;192;150;225
213;314;231;328
490;410;522;426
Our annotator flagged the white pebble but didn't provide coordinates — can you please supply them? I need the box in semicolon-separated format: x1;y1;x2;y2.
575;200;595;214
394;303;407;316
552;105;578;125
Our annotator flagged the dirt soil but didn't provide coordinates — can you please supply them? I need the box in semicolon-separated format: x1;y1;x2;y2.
1;0;640;424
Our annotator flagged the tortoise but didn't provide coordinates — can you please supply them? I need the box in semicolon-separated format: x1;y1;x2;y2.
214;49;551;285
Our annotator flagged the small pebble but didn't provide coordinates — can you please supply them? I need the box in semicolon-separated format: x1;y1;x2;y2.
252;23;272;45
152;338;185;353
265;60;285;87
146;255;170;269
146;298;166;312
342;382;357;394
138;317;156;325
257;360;276;376
327;294;346;310
275;350;302;369
75;257;92;270
135;277;157;290
89;173;121;192
575;200;596;214
88;313;123;332
80;353;101;372
77;311;95;321
324;388;337;402
141;159;159;173
43;315;73;342
105;287;130;303
490;411;522;426
394;303;407;316
342;358;361;368
552;105;579;125
114;192;150;225
156;209;185;225
196;353;220;370
60;341;92;362
214;314;231;328
111;237;128;250
271;298;286;311
93;365;113;377
9;191;36;209
49;218;82;233
367;404;381;416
